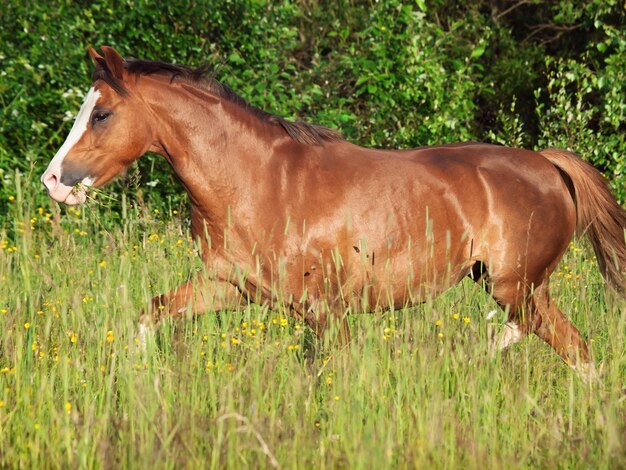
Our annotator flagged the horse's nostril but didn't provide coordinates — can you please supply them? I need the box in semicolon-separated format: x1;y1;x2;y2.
43;172;59;192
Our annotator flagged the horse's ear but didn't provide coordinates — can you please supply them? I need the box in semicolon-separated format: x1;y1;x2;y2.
88;47;104;62
100;46;126;81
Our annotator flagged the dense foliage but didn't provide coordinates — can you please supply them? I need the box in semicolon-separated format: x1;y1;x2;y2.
1;0;625;215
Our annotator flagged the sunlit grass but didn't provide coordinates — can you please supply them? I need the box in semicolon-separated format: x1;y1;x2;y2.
0;182;625;468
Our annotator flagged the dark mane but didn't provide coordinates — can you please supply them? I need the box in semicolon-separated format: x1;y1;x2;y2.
93;58;343;146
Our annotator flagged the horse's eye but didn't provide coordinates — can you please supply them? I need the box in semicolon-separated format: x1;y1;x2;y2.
92;111;111;125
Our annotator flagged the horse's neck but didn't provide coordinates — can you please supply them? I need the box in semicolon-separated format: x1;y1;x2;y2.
144;82;287;223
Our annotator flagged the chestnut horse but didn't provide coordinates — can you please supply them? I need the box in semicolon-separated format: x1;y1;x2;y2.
42;47;626;378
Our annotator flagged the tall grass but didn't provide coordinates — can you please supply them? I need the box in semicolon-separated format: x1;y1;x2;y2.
0;175;625;469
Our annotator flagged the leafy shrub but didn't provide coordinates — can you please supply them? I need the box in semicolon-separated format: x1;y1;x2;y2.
1;0;625;222
536;25;626;200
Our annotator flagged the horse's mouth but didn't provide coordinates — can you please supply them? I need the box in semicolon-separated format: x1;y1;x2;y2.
64;185;89;205
44;177;93;206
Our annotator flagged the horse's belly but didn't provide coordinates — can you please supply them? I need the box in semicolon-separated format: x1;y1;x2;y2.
286;237;470;313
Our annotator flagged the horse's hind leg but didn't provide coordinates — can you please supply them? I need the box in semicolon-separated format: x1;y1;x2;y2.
531;283;597;381
468;262;529;353
488;321;524;354
482;270;597;382
488;280;536;354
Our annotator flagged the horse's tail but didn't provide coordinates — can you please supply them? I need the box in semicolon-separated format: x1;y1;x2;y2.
540;148;626;293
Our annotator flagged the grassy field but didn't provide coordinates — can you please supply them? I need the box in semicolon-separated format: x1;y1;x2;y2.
0;180;625;469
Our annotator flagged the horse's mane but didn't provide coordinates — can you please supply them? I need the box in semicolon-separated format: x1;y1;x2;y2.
92;58;343;146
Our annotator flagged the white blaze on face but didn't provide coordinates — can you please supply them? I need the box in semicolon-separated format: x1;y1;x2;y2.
41;87;101;205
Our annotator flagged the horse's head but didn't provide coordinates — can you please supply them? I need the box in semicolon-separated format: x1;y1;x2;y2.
41;46;154;205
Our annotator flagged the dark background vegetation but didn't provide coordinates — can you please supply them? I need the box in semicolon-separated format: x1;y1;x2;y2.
1;0;624;218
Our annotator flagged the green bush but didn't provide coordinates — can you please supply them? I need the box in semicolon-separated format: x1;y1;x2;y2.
300;2;482;147
536;25;626;201
1;0;625;221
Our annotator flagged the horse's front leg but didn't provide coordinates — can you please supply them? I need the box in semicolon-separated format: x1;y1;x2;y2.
138;276;244;345
302;300;352;346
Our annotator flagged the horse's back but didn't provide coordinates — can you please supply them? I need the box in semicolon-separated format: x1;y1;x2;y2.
354;142;573;211
310;140;577;252
404;142;558;176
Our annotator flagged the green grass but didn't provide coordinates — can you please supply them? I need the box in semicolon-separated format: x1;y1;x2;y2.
1;182;625;469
